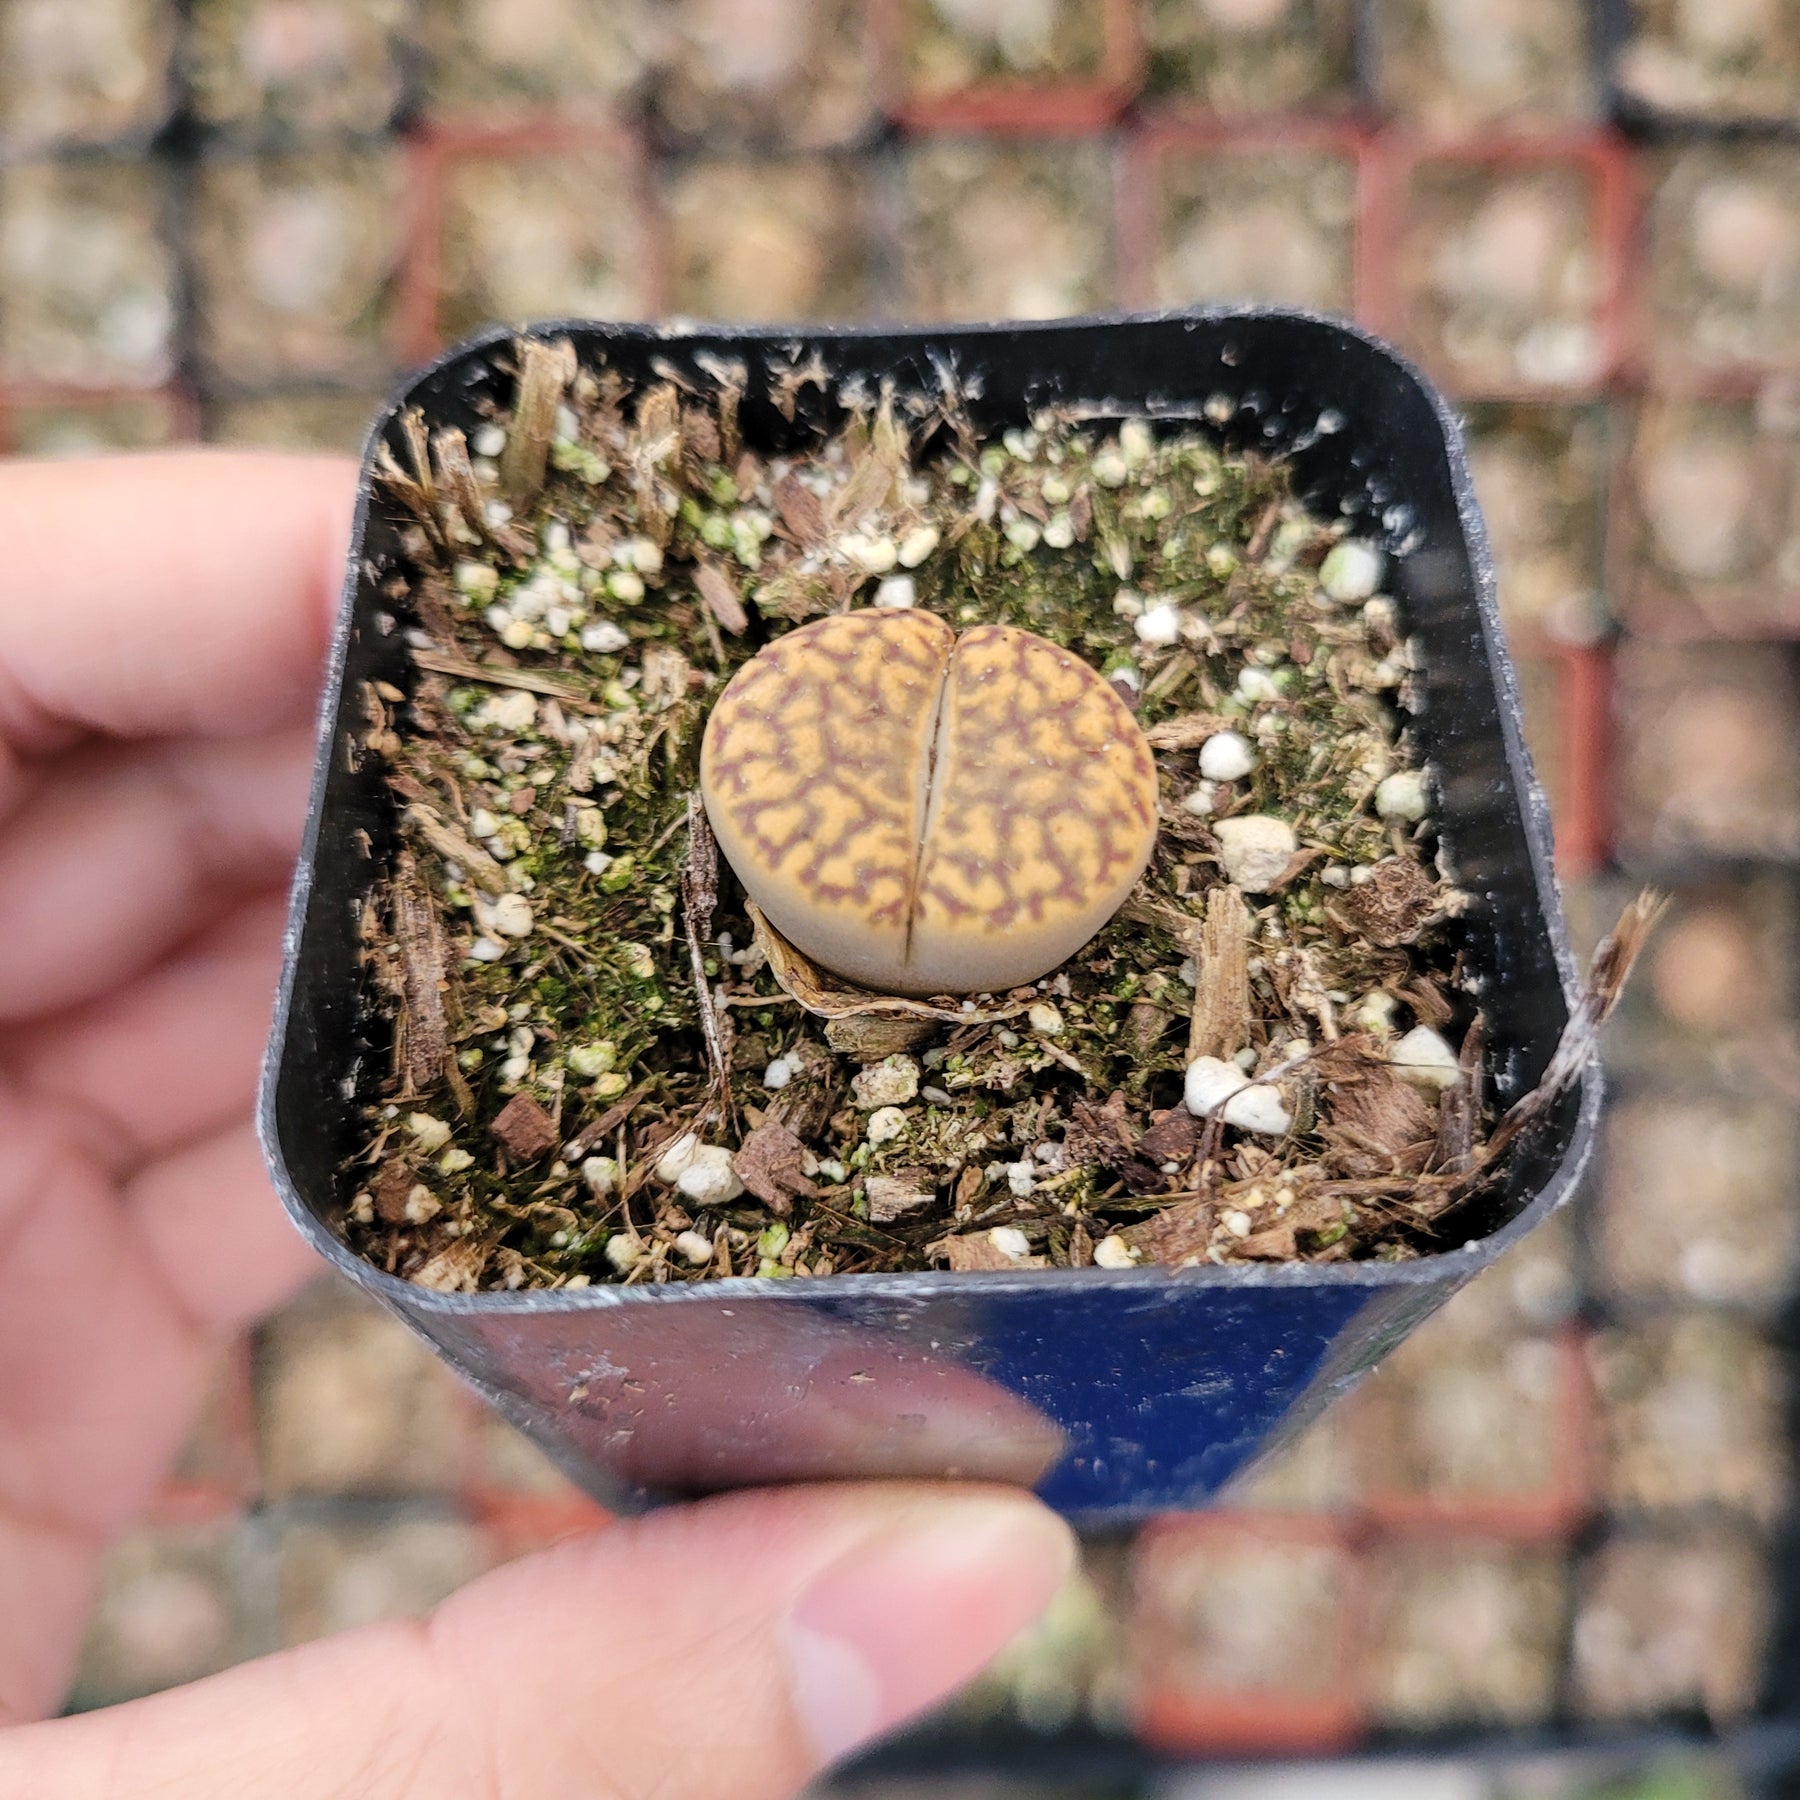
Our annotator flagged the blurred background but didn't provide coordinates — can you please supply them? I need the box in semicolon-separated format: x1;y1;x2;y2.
7;1;1800;1796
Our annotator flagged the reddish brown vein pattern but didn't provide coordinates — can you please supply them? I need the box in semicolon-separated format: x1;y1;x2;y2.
699;609;1159;995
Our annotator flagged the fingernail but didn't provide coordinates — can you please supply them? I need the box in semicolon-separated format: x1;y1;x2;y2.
784;1495;1074;1766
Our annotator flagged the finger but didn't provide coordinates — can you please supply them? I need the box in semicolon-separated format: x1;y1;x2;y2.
0;1512;96;1728
0;453;355;759
3;891;289;1170
0;1483;1075;1800
0;1098;207;1540
0;728;312;1023
125;1120;323;1333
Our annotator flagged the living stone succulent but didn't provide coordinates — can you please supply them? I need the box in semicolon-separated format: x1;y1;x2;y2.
700;609;1159;996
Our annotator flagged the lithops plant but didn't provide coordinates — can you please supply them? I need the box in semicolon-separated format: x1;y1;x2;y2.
700;609;1160;996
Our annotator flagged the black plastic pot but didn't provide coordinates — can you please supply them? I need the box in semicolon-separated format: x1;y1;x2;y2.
258;307;1599;1526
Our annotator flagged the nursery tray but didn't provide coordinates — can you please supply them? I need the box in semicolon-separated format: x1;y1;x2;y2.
258;307;1598;1526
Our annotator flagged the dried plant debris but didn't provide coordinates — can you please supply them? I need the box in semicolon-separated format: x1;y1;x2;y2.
342;337;1637;1293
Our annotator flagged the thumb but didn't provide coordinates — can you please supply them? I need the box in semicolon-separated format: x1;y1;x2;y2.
0;1483;1073;1800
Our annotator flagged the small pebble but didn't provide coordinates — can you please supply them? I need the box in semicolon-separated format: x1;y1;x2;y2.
675;1145;745;1205
1388;1025;1462;1092
453;560;498;602
1375;769;1429;822
1223;1209;1254;1238
654;1133;701;1184
1183;1056;1294;1136
471;424;506;458
1349;992;1398;1038
851;1055;920;1109
567;1041;617;1078
841;533;897;575
1135;602;1181;646
1181;782;1217;817
990;1225;1034;1259
1027;1002;1064;1035
1003;1164;1037;1198
762;1053;799;1091
581;621;629;654
406;1113;451;1152
1213;815;1298;892
866;1106;907;1146
1093;1234;1138;1269
580;1156;620;1195
1320;539;1386;603
675;1230;714;1266
897;524;940;567
605;1235;642;1273
1198;729;1256;783
1236;666;1282;703
487;892;534;939
875;575;916;609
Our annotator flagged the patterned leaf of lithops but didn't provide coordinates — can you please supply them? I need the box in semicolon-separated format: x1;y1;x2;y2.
913;624;1159;994
700;610;1158;996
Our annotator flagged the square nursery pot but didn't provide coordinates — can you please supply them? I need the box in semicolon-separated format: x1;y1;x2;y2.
259;308;1599;1527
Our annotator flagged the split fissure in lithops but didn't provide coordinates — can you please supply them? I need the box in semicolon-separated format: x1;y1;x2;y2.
348;336;1630;1293
700;610;1159;996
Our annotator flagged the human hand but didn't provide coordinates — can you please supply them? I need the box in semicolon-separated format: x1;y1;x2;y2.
0;453;1075;1797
